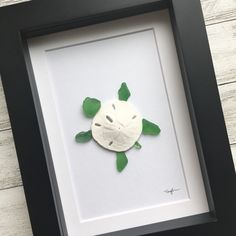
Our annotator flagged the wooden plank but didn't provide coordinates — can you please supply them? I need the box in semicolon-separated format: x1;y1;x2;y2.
0;80;10;131
206;20;236;85
0;186;32;236
230;143;236;169
218;82;236;145
201;0;236;25
0;129;22;190
0;0;28;7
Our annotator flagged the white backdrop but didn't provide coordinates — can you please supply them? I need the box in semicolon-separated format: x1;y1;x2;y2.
45;29;188;220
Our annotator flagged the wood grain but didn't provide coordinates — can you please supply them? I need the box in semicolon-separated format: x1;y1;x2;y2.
0;129;22;190
0;186;32;236
0;0;28;7
0;80;11;131
201;0;236;25
207;20;236;85
218;82;236;145
231;144;236;168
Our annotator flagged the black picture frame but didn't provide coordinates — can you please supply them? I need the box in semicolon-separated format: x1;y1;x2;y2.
0;0;235;235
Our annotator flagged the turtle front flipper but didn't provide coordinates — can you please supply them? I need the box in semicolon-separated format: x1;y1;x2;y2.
116;152;128;172
82;97;101;118
142;118;161;136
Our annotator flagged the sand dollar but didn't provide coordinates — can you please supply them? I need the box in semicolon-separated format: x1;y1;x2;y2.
91;100;142;152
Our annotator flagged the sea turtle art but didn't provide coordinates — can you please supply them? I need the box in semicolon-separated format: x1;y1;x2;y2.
75;82;161;172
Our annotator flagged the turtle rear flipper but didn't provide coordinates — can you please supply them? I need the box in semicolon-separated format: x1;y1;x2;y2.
116;152;128;172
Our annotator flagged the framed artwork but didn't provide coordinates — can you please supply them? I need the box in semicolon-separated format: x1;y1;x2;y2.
0;0;235;235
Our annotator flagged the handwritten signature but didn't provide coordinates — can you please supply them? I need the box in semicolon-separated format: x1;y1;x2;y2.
164;188;180;195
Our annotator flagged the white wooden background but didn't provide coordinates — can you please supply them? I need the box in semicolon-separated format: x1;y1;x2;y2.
0;0;235;235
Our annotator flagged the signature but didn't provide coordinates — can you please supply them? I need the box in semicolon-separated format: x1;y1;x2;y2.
164;188;180;195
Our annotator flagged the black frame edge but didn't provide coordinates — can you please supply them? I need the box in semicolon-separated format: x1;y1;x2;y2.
0;0;235;235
